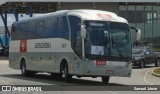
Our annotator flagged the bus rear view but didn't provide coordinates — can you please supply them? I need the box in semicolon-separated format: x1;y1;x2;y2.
9;9;132;84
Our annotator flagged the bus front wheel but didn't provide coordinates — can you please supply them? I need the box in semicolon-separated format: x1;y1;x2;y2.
101;76;110;84
155;59;160;67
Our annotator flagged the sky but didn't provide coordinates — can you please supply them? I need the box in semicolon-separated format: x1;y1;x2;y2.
0;14;43;26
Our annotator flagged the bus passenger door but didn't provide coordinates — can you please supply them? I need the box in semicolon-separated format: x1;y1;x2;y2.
75;30;82;57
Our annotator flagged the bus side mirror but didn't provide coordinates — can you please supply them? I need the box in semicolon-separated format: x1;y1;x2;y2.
136;29;141;41
130;26;141;41
80;25;86;38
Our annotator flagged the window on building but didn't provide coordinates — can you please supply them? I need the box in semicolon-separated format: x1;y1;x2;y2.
118;5;127;20
127;5;136;23
136;6;144;23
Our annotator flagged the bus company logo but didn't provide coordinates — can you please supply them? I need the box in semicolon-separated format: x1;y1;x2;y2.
20;40;27;52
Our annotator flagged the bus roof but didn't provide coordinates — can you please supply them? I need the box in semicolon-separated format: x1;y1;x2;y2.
68;9;128;23
13;9;128;24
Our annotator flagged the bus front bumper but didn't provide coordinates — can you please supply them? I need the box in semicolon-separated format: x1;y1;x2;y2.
74;60;132;77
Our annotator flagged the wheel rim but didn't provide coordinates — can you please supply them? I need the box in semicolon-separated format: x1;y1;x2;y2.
62;65;67;78
64;67;67;78
22;64;25;74
157;60;160;66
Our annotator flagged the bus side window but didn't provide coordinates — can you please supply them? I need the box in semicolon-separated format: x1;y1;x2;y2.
37;20;46;38
68;16;81;50
14;23;27;40
27;21;37;39
20;23;27;40
58;16;69;39
68;16;82;57
46;17;58;38
11;24;16;40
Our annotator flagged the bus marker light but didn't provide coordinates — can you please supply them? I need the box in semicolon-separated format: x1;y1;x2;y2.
96;60;106;66
106;70;114;74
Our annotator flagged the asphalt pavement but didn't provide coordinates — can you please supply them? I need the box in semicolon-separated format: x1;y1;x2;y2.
0;59;160;94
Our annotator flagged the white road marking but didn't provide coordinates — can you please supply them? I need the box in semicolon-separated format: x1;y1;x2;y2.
145;71;153;78
1;80;9;84
143;71;152;85
108;91;118;94
145;70;160;79
144;70;160;85
0;70;20;75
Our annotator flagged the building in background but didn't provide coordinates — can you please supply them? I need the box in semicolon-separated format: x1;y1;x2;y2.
0;0;160;49
56;2;160;49
58;2;160;46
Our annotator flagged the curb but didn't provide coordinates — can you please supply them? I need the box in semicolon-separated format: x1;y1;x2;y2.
152;68;160;77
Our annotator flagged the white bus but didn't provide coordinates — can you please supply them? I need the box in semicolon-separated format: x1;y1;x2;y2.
9;9;132;84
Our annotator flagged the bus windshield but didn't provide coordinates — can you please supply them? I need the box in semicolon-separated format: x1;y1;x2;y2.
84;21;131;61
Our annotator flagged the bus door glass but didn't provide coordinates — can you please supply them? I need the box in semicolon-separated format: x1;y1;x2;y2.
68;16;82;57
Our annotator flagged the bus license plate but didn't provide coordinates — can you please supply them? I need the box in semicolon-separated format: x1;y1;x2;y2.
96;60;106;66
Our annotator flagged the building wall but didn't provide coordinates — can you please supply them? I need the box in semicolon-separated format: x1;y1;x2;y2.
1;2;160;50
118;3;160;50
57;2;160;50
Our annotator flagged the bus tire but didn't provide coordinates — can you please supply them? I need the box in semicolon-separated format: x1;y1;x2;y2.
61;61;72;82
155;59;160;67
101;76;110;84
21;60;29;77
139;60;145;68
